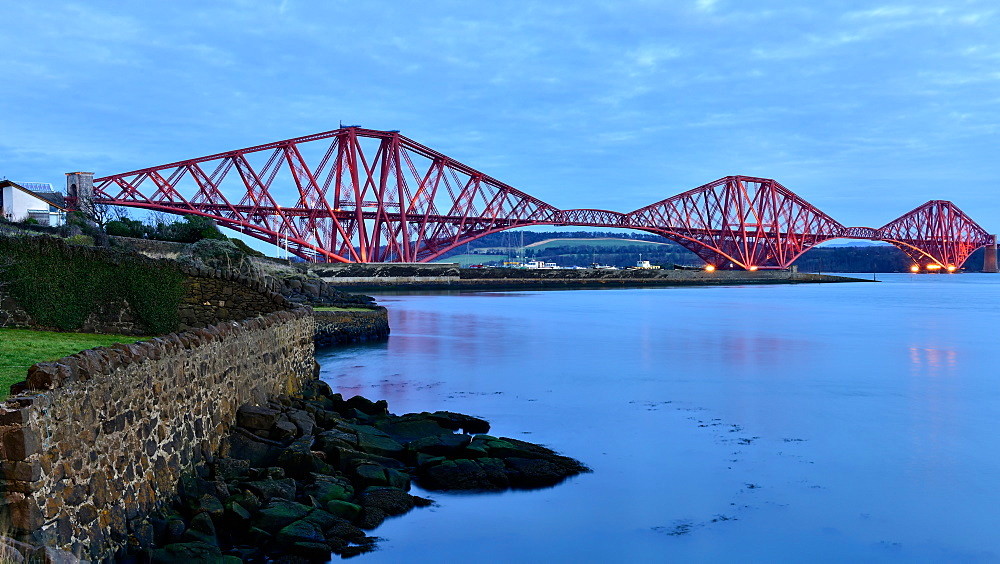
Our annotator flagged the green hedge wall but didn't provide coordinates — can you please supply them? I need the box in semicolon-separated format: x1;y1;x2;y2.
0;235;186;333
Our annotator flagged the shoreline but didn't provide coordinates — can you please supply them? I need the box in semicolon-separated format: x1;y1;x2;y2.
125;386;589;561
327;271;871;292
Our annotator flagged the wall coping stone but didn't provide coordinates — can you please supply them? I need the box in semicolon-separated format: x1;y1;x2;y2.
0;305;315;559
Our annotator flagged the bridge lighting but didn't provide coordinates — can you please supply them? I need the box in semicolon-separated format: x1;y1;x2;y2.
86;129;994;266
947;265;957;272
927;264;942;271
748;266;759;271
705;265;716;272
910;265;920;273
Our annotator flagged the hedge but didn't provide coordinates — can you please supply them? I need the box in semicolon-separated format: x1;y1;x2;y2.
0;235;186;333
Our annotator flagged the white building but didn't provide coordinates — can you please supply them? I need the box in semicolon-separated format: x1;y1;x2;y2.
0;180;67;226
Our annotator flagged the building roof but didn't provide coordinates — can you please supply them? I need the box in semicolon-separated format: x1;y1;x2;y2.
29;189;66;209
0;180;68;210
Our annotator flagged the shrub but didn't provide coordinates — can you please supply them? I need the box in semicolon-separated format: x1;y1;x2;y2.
229;237;265;257
66;211;109;246
178;238;263;279
105;218;147;238
0;235;185;333
149;215;225;243
65;234;95;246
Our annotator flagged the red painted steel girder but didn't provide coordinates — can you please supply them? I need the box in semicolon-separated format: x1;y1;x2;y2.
86;128;996;269
626;176;845;269
92;127;559;263
840;226;879;239
552;209;628;227
876;200;995;269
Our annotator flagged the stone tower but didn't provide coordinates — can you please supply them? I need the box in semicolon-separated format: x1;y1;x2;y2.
66;171;95;219
983;241;998;273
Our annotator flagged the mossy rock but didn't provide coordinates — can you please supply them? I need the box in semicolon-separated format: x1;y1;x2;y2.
253;500;310;531
149;541;222;563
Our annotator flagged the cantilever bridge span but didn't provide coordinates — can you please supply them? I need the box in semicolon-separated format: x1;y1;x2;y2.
80;127;995;271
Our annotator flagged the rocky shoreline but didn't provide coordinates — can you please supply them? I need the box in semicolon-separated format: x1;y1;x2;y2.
124;380;589;562
313;307;390;347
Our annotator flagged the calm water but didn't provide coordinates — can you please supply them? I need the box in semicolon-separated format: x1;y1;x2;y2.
317;274;1000;563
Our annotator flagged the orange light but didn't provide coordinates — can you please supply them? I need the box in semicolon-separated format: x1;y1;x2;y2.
705;265;716;272
748;266;759;271
910;265;920;273
947;265;957;272
927;264;942;270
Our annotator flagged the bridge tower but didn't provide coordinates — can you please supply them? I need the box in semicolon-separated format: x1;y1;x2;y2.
66;172;94;218
983;242;998;273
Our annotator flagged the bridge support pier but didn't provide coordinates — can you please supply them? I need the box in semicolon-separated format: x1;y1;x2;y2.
66;172;95;219
983;242;998;273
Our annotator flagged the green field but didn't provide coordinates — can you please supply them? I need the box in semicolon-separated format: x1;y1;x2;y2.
435;253;508;266
0;329;145;400
524;238;674;250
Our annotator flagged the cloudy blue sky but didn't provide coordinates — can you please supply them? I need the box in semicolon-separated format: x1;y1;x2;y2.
2;1;998;233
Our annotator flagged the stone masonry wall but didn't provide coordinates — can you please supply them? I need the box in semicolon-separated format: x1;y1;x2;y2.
314;307;390;347
0;308;315;560
107;236;188;260
176;266;290;331
0;291;31;329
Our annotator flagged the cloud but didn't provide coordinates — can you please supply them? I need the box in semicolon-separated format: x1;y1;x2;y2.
628;45;683;70
695;0;719;12
2;1;1000;229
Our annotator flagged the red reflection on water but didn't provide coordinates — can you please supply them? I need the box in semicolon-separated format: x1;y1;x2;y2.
908;347;957;373
662;332;811;370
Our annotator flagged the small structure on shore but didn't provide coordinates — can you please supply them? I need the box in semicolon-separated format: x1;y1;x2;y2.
0;180;67;226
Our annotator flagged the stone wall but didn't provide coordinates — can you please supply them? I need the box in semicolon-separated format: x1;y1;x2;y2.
107;236;188;260
176;265;290;330
0;308;315;560
0;291;31;328
314;307;390;346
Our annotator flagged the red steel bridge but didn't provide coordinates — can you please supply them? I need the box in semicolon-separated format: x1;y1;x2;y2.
78;127;996;271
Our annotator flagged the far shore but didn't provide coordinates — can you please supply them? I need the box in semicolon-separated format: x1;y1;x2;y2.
324;269;871;292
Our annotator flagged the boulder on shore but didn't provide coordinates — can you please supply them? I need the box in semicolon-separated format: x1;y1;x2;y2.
127;385;589;562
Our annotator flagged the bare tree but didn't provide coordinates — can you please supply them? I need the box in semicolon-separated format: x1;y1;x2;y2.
148;211;174;227
90;203;111;226
89;204;136;226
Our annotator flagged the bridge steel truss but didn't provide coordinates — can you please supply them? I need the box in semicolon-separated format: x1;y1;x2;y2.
625;176;847;270
86;127;995;270
874;200;995;271
91;128;559;263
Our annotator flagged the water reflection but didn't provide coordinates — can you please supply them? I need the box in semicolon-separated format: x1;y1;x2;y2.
908;347;958;374
318;277;1000;562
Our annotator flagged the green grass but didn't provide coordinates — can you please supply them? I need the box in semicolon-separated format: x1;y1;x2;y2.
0;329;146;400
313;307;374;312
434;253;508;266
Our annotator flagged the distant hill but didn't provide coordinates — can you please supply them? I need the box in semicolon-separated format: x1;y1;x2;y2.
436;231;703;268
525;237;675;249
434;230;990;272
438;253;508;267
